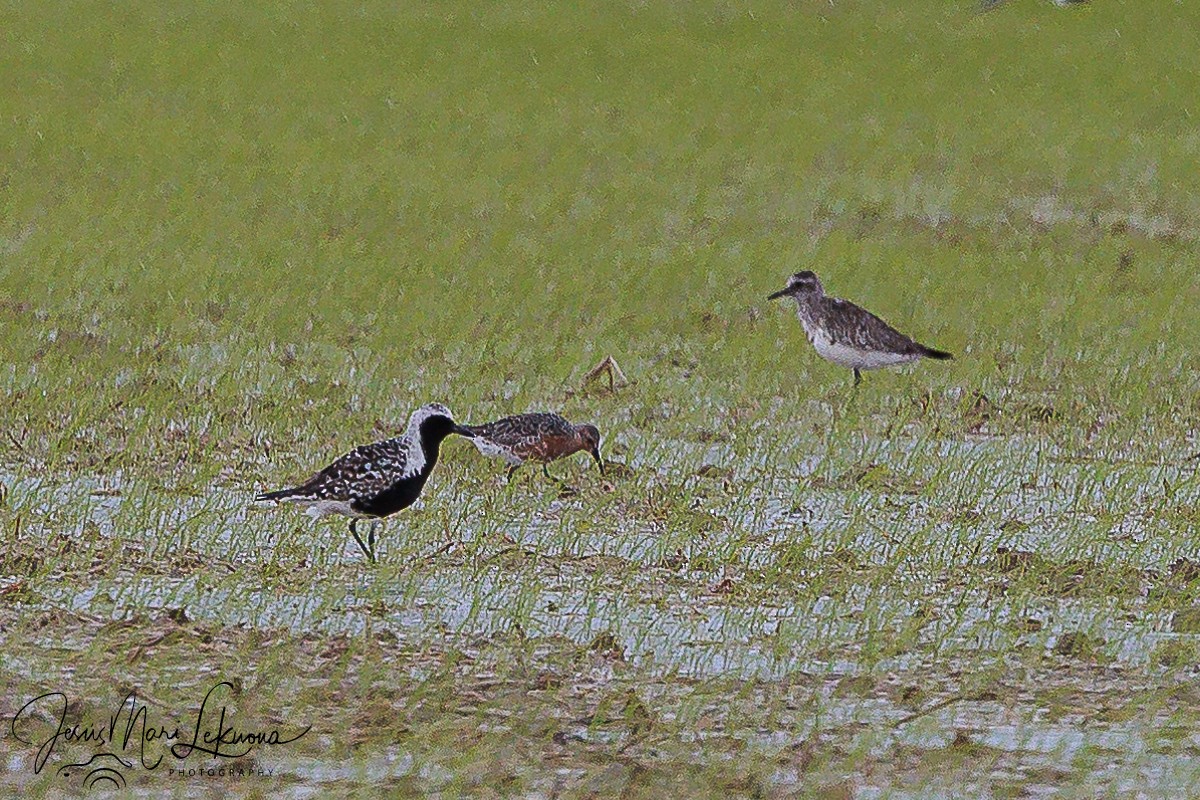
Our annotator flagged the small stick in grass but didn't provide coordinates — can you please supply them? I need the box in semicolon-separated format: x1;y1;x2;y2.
582;355;628;392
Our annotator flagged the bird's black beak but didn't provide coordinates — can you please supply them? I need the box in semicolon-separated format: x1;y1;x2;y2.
452;424;476;438
767;287;790;300
591;447;604;475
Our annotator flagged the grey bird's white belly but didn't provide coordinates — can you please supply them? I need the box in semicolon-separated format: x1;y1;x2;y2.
801;318;918;371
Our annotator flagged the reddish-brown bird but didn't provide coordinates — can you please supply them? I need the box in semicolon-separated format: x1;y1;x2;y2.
464;412;603;480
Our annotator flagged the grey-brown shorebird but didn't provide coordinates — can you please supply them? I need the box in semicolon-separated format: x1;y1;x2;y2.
768;270;953;386
254;403;475;562
463;412;603;480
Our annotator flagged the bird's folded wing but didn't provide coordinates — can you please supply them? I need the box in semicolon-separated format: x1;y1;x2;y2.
826;299;920;353
297;440;409;500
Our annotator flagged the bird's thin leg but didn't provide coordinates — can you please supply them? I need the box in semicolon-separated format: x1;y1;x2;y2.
368;520;379;557
542;463;552;480
349;519;373;562
507;464;520;483
853;368;862;387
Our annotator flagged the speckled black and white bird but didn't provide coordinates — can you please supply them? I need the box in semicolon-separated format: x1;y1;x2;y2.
463;412;603;480
254;403;475;562
768;271;953;386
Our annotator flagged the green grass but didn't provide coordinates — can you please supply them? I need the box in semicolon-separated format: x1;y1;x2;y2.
4;0;1200;796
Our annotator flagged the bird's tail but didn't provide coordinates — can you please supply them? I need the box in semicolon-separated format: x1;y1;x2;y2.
255;487;297;502
919;344;954;360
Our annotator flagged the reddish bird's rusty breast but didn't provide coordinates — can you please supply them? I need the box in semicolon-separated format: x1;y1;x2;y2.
512;432;585;463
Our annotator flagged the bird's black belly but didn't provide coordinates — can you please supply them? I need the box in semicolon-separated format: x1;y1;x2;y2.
352;473;430;518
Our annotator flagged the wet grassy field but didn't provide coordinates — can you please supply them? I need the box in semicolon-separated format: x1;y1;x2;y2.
4;0;1200;796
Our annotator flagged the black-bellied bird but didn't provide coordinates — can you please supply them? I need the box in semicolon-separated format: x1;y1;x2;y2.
255;403;474;561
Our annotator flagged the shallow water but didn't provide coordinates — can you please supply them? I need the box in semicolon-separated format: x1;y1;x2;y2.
8;431;1198;688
